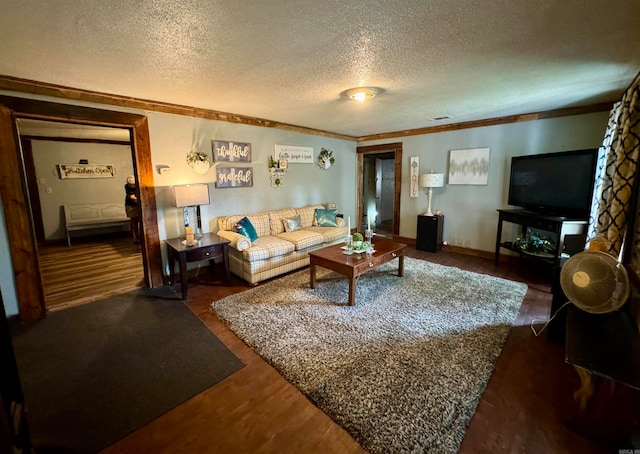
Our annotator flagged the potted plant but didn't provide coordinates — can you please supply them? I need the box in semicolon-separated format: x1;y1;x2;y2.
186;151;210;174
318;148;335;169
513;228;555;256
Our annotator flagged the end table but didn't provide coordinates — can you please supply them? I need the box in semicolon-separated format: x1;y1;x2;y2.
165;233;231;300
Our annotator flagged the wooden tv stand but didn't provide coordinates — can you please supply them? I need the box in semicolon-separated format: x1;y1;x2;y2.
494;209;588;266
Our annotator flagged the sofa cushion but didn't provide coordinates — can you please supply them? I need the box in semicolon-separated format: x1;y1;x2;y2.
296;204;324;228
314;208;338;227
242;235;296;262
219;212;270;237
248;213;271;237
305;225;349;243
282;215;301;233
269;208;298;235
276;229;324;251
235;216;258;242
216;229;252;250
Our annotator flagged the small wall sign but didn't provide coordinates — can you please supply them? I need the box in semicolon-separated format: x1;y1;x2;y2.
215;167;253;188
212;140;252;163
58;164;115;179
274;144;314;164
410;156;419;197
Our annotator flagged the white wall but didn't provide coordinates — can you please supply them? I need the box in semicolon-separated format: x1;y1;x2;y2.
32;141;134;239
145;113;357;247
362;111;609;252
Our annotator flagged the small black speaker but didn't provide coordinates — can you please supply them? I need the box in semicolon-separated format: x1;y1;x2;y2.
563;233;587;256
416;215;444;252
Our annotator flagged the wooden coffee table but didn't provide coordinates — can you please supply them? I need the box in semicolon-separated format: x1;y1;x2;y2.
308;237;406;306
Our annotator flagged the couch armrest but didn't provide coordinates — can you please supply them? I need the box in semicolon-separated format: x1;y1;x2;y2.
336;217;345;227
217;230;251;251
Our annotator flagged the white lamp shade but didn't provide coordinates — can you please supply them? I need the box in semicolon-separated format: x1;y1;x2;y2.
173;184;210;207
419;173;444;188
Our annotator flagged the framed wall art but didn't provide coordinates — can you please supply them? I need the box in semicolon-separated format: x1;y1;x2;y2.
448;148;490;185
58;164;115;179
212;140;252;163
215;167;253;188
274;144;314;164
410;156;419;197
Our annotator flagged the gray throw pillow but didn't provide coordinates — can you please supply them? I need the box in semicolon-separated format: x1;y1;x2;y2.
283;215;301;233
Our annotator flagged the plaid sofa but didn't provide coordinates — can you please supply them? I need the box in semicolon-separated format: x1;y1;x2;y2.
216;204;348;284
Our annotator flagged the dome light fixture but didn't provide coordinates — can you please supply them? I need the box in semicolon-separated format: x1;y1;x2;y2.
345;86;380;102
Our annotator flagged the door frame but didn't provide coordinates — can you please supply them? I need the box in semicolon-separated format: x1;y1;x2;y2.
0;95;163;321
356;142;402;237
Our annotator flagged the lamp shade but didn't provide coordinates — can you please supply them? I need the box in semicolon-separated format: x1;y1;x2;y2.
173;184;210;208
419;173;444;188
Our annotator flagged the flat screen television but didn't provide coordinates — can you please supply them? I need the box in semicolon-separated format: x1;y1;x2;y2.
508;149;598;219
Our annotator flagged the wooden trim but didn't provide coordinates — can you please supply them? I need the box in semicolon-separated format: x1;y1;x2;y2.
132;116;163;287
0;76;613;144
355;102;615;142
0;95;163;321
20;135;130;145
0;105;45;320
445;245;496;261
0;75;356;141
395;235;498;261
356;143;402;237
20;139;45;243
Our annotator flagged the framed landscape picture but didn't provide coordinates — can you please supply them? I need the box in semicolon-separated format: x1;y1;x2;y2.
448;148;490;185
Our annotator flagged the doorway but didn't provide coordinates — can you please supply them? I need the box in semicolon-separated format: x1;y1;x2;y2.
0;95;163;321
17;119;146;310
356;143;402;239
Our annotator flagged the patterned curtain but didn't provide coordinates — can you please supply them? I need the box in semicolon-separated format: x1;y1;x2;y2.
588;72;640;257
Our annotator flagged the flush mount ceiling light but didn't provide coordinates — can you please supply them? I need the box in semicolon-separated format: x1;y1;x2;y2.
345;86;381;102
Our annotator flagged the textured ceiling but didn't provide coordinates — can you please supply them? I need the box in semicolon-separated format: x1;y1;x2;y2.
2;0;639;138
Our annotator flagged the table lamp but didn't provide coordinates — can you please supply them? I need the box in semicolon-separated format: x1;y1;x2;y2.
419;172;444;216
173;184;210;239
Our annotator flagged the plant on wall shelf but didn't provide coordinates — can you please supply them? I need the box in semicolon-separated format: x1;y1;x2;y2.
318;148;335;169
186;151;210;174
186;151;210;165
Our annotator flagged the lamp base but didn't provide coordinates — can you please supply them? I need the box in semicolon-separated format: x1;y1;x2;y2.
424;188;434;217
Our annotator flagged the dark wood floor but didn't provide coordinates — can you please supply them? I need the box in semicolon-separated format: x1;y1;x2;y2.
34;239;639;452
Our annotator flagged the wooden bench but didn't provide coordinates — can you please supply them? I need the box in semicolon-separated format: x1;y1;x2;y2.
64;203;130;246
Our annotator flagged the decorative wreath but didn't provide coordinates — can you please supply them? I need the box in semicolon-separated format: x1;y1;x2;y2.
318;148;335;169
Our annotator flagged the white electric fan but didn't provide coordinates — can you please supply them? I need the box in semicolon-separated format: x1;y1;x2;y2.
560;250;630;314
532;250;630;336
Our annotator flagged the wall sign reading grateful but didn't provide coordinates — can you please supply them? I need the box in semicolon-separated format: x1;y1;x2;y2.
215;167;253;188
212;140;252;162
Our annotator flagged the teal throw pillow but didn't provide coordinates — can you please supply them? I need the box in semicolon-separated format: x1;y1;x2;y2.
283;215;301;233
315;208;338;227
235;216;258;242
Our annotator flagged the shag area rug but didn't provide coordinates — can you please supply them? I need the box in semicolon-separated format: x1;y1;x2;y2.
210;258;527;454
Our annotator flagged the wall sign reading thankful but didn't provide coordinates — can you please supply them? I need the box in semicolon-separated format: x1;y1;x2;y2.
212;140;252;162
57;164;115;179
